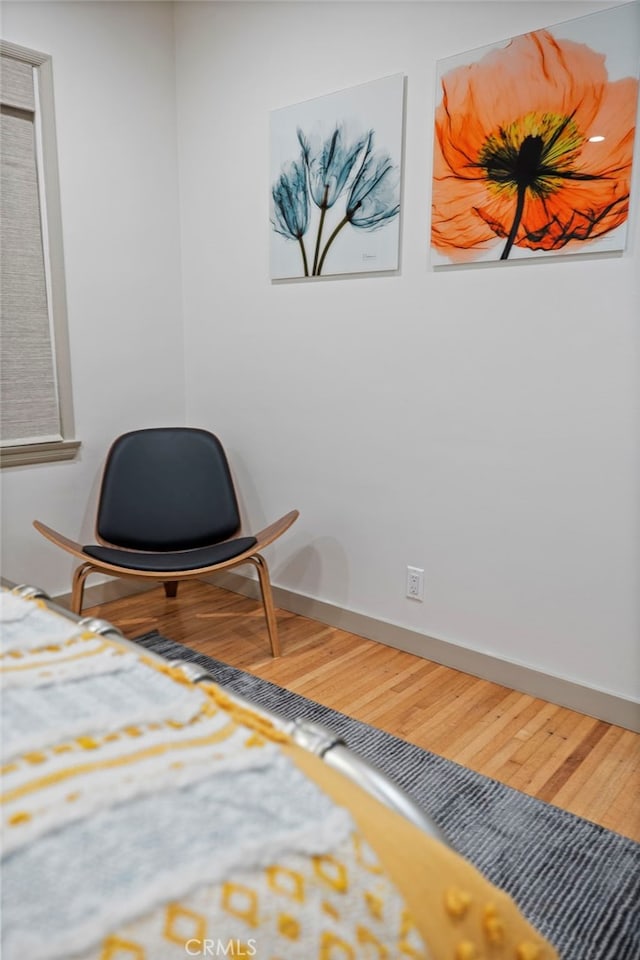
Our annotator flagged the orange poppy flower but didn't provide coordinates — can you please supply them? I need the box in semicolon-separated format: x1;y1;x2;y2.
431;30;638;262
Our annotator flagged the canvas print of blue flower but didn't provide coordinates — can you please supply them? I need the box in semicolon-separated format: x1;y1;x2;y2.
270;74;404;280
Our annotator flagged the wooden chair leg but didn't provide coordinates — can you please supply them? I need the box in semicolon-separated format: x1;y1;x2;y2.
71;562;93;615
248;554;281;658
163;581;178;598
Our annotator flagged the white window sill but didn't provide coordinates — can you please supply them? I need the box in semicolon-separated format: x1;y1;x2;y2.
1;439;81;467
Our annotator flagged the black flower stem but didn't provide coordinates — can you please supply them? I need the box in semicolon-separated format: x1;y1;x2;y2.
317;215;349;276
312;186;330;275
297;237;310;277
313;206;327;275
501;184;527;260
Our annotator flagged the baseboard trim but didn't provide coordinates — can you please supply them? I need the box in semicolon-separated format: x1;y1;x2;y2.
53;579;151;611
209;571;640;733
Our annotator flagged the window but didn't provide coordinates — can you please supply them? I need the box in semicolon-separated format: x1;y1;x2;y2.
1;41;79;467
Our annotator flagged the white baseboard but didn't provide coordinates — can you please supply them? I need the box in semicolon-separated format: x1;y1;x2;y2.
53;578;151;611
208;571;640;734
53;572;640;733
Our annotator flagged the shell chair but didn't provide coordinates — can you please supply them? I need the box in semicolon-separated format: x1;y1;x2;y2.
33;427;299;656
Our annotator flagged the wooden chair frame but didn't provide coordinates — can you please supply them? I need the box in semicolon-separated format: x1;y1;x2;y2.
33;510;298;657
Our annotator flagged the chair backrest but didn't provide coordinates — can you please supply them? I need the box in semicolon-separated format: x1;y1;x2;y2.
96;428;241;551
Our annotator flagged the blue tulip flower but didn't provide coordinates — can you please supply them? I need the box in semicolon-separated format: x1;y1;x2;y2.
316;133;400;275
298;126;369;273
298;126;368;210
346;136;400;229
271;159;311;275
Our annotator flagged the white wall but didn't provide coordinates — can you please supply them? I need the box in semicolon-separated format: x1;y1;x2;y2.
1;1;636;706
1;2;186;593
174;1;640;701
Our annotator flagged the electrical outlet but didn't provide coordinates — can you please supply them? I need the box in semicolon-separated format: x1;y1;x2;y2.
406;566;424;601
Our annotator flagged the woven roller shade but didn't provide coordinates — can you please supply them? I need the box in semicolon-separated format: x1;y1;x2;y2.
0;55;34;112
1;53;61;444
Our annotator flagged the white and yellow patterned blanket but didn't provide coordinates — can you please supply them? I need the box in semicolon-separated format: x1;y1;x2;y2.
1;591;429;960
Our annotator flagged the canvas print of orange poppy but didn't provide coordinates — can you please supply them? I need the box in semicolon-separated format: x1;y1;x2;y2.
431;3;640;265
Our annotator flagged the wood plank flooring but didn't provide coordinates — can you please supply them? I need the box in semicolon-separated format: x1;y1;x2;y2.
85;580;640;843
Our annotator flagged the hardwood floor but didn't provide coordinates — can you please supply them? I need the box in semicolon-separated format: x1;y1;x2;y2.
85;580;640;843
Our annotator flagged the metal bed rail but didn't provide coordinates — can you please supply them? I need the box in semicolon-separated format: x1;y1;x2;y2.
4;582;446;843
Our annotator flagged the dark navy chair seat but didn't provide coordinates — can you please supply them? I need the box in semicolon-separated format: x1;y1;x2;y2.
84;537;258;572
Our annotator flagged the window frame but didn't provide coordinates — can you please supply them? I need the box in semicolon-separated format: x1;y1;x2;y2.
1;39;79;468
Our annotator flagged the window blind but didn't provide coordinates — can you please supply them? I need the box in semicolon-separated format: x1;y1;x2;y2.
1;50;62;445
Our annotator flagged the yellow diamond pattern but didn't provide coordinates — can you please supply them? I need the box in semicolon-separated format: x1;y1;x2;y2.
163;902;206;946
322;899;340;921
320;931;356;959
266;864;305;902
399;908;425;959
313;854;348;893
278;912;300;940
353;834;383;875
222;882;259;928
79;834;428;960
99;935;146;959
357;924;389;959
364;890;384;921
400;943;428;960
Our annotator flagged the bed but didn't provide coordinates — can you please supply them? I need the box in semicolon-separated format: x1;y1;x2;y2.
1;582;557;960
